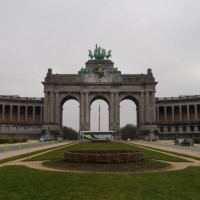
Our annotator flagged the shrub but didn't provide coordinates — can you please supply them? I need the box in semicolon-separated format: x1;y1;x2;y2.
0;138;27;144
193;138;200;144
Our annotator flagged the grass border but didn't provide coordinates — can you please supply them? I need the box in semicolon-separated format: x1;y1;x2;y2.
130;142;200;161
0;143;75;164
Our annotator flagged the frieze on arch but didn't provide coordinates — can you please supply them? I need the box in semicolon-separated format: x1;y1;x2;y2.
42;46;157;134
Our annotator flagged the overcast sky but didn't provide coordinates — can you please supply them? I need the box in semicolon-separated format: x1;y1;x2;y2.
0;0;200;131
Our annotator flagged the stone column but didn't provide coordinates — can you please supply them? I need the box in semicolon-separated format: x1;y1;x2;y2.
80;92;84;129
140;92;145;124
156;106;160;122
109;92;114;130
115;92;120;130
55;92;59;124
40;106;43;122
195;104;198;121
43;92;49;123
187;105;190;121
25;106;28;121
18;106;20;121
50;92;54;123
164;106;167;122
10;105;13;121
179;105;182;121
85;92;90;130
172;106;175;121
145;92;150;122
33;106;35;122
151;92;156;123
2;104;5;121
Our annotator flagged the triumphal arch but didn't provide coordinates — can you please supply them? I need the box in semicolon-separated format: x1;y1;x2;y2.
42;45;157;134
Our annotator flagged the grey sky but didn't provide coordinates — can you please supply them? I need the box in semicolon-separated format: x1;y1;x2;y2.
0;0;200;131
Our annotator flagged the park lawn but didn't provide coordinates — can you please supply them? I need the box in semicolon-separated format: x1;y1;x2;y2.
132;143;200;161
24;142;189;162
0;143;74;164
0;165;200;200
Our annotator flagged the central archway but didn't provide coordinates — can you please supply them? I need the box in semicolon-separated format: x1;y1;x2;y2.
90;99;109;131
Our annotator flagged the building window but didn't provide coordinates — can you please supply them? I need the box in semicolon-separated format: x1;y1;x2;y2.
183;126;187;132
198;125;200;131
160;126;164;132
167;126;171;132
190;125;194;132
175;125;179;132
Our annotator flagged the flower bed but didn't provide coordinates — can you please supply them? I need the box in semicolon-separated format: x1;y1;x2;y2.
64;150;143;163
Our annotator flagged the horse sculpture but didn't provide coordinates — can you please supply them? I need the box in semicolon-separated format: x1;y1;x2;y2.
88;50;93;59
106;50;112;59
88;45;112;60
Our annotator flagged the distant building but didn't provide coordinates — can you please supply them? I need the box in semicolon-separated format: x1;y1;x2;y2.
0;95;43;139
156;95;200;139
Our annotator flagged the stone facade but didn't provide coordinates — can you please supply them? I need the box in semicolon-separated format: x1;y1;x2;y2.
0;95;43;139
42;59;157;135
156;95;200;139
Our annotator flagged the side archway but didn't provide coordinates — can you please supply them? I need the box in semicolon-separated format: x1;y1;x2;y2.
120;95;140;136
59;95;80;133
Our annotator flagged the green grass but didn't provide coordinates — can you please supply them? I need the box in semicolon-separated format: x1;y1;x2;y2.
0;143;74;164
132;143;200;161
24;142;189;162
0;165;200;200
0;142;199;199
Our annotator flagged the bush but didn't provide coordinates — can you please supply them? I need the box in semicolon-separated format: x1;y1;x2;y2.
120;124;137;140
62;126;78;140
0;138;27;144
193;138;200;144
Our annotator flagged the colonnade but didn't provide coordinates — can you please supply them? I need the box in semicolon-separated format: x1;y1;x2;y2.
0;104;43;122
156;104;200;122
156;96;200;135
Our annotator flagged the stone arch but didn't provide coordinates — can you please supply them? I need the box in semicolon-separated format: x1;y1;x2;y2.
89;94;110;106
89;93;110;130
119;94;140;106
119;94;141;133
59;94;80;107
58;94;80;132
42;60;157;135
